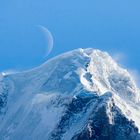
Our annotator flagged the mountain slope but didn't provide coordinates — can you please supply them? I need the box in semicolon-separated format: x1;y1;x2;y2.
0;48;140;140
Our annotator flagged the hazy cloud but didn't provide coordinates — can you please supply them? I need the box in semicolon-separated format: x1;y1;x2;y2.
128;69;140;88
111;52;126;64
111;51;140;88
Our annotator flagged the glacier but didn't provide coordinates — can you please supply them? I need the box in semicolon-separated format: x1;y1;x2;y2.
0;48;140;140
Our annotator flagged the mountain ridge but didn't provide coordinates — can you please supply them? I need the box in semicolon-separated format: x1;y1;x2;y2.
0;48;140;140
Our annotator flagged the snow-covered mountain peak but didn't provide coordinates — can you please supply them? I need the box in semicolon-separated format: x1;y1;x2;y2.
75;48;140;103
2;48;140;104
0;48;140;140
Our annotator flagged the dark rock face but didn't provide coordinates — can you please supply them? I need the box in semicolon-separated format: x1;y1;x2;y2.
71;93;140;140
41;91;140;140
0;81;8;115
48;91;98;140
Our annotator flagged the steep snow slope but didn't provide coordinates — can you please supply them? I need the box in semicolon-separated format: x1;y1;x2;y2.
0;48;140;140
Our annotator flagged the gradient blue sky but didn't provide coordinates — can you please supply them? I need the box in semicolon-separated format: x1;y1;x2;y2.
0;0;140;73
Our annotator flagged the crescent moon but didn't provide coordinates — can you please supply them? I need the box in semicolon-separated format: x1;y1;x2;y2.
38;25;54;57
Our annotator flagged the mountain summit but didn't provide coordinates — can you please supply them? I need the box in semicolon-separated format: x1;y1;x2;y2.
0;48;140;140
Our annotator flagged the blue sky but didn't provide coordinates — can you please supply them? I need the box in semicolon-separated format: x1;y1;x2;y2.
0;0;140;73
